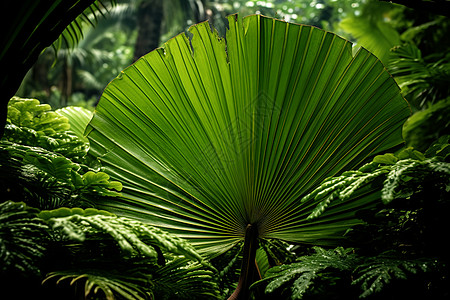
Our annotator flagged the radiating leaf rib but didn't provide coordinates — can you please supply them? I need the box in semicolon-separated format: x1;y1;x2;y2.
87;15;409;255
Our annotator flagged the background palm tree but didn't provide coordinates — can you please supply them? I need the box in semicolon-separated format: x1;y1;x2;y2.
0;0;119;137
133;0;207;61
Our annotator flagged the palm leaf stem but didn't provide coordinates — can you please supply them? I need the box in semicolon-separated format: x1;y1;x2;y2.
228;224;260;300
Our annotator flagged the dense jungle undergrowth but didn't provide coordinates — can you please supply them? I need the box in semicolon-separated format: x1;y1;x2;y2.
1;1;450;299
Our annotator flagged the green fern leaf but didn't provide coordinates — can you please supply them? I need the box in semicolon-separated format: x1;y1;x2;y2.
43;268;152;300
301;143;450;219
352;256;437;298
43;209;205;263
254;247;359;299
0;201;49;275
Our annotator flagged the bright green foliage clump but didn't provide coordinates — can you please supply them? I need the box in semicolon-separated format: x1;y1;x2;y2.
0;140;122;209
5;97;87;160
7;97;70;133
1;97;122;209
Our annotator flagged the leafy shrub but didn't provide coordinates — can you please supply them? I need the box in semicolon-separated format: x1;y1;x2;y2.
0;203;219;299
1;97;122;209
252;246;440;299
0;201;49;276
302;141;450;220
252;137;450;299
40;208;219;299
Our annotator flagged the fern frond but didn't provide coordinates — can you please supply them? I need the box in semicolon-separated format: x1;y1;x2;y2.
152;258;220;299
43;268;152;300
381;157;450;204
44;258;220;300
0;201;49;275
253;247;359;299
302;163;390;220
40;208;205;264
302;146;450;219
352;256;437;298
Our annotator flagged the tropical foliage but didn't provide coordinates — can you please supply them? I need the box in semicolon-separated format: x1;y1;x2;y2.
388;44;450;108
83;12;413;297
0;0;117;135
340;1;401;63
1;97;121;209
1;1;449;299
0;203;219;299
252;246;441;299
87;12;409;250
0;201;48;276
338;0;450;111
251;136;449;298
40;208;219;300
0;96;219;299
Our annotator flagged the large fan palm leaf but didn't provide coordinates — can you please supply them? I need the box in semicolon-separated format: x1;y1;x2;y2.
86;15;409;255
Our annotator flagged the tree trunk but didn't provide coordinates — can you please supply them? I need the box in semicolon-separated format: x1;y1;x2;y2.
60;58;72;107
133;0;164;62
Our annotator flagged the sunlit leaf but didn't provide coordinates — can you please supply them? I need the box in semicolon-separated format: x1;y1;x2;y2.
86;15;410;255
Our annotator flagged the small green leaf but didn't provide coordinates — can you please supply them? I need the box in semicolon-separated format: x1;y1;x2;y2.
397;147;426;161
373;153;398;165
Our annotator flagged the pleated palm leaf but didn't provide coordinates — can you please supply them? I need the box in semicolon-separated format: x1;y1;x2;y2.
86;14;410;298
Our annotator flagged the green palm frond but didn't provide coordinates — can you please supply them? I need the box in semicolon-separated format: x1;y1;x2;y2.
52;0;115;53
389;44;450;107
86;14;410;256
56;106;93;142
